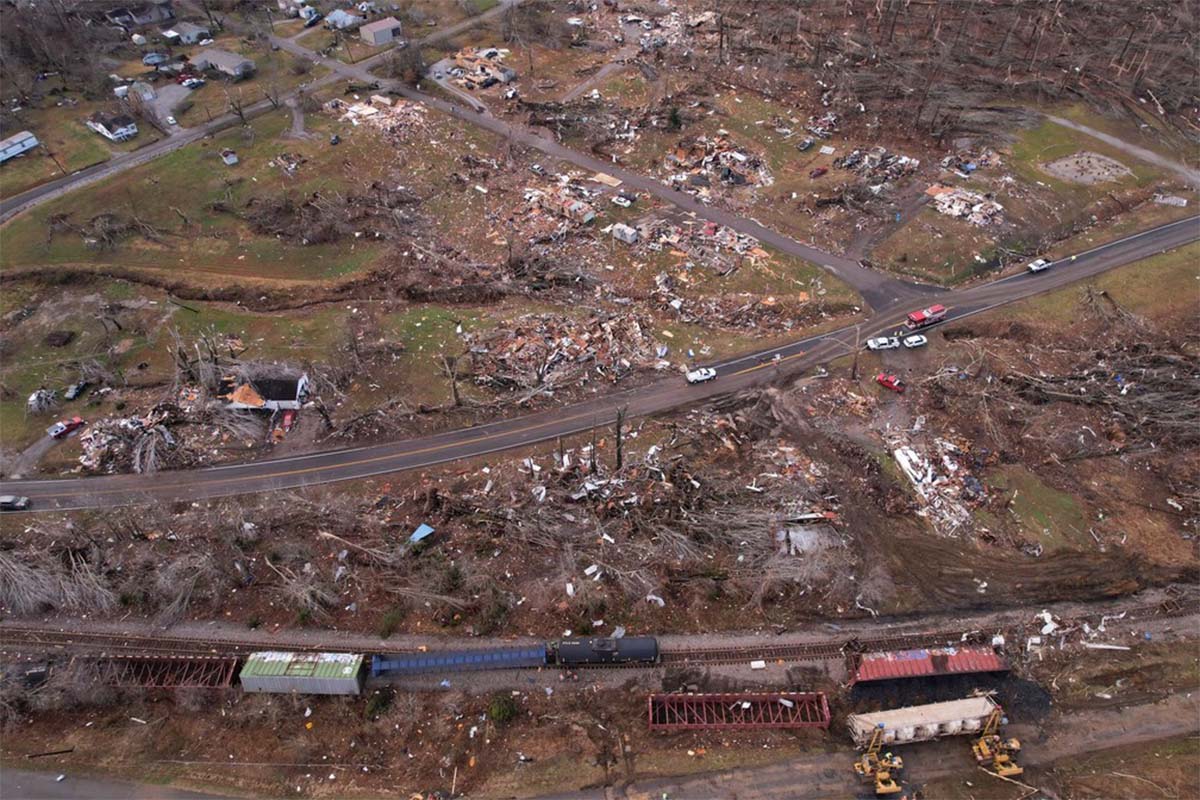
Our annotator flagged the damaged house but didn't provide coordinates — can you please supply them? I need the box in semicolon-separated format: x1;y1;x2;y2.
220;373;310;412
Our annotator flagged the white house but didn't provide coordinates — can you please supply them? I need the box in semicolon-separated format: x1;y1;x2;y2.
222;374;310;412
0;131;39;163
360;16;402;46
87;113;139;142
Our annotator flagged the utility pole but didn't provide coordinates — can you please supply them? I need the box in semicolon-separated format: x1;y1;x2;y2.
851;322;862;380
40;144;67;175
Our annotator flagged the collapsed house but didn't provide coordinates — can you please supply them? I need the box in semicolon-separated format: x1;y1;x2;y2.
220;373;310;412
663;133;773;193
452;47;516;90
891;437;988;536
925;185;1004;226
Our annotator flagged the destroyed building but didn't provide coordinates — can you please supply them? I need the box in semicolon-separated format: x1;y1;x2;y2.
220;373;310;412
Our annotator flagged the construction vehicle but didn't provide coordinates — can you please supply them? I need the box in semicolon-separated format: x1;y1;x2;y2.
971;707;1023;777
854;723;905;796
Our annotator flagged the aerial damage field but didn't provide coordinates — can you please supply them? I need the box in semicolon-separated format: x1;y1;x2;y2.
1;0;1197;798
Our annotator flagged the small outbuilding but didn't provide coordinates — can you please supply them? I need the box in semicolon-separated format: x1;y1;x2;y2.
240;652;364;695
360;15;402;46
325;9;364;30
163;21;211;44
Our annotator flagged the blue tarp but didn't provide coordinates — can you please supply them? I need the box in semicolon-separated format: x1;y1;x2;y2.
409;523;435;543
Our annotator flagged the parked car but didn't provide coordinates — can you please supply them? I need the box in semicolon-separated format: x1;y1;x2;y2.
797;137;814;151
0;495;30;512
1027;258;1052;273
611;195;631;208
165;115;177;126
63;381;90;401
809;167;828;179
902;335;928;349
303;13;323;27
685;367;717;385
866;336;901;351
876;373;905;393
182;78;205;89
198;38;214;46
46;416;86;439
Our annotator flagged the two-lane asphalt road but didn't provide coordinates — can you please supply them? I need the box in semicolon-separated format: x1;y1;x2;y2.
4;215;1193;511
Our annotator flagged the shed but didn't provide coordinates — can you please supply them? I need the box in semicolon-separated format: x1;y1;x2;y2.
849;646;1009;686
240;652;364;695
360;15;402;46
848;695;998;746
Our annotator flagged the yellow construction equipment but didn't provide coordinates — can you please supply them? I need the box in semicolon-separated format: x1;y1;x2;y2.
971;707;1023;777
854;723;906;796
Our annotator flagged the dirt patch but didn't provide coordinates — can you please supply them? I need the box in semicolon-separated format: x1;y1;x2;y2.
1041;151;1133;185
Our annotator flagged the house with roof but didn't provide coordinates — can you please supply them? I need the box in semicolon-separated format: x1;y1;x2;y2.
86;112;139;142
360;16;402;46
105;0;175;29
193;48;256;80
163;21;211;44
220;373;310;412
325;9;365;30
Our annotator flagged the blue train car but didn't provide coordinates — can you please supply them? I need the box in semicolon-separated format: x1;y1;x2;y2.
371;645;548;677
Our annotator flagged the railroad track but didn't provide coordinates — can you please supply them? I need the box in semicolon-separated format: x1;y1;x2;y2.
3;595;1195;667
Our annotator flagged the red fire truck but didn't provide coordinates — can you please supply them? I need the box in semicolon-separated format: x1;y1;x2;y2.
905;303;947;329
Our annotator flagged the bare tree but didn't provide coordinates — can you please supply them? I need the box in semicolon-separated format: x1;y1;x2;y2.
225;87;248;125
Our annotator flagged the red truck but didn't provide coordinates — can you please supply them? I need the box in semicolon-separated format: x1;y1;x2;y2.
905;303;947;329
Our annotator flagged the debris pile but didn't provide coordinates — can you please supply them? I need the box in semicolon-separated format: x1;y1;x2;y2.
466;312;664;394
450;47;516;90
806;112;839;139
925;185;1004;226
891;437;989;536
327;97;427;140
79;405;181;474
663;133;773;193
835;147;920;183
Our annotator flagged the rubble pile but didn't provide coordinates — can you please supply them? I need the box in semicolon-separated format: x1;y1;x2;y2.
940;148;1002;177
327;96;428;141
890;436;989;536
466;312;665;393
662;133;774;195
835;146;920;184
79;404;182;473
925;184;1004;226
623;218;766;274
806;112;839;139
651;272;811;332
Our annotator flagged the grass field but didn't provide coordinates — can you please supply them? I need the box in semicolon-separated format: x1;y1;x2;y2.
984;242;1199;327
296;27;392;63
0;107;111;199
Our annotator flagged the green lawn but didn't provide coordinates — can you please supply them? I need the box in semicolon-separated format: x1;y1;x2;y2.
296;27;391;63
0;113;111;199
0;111;394;281
986;465;1091;553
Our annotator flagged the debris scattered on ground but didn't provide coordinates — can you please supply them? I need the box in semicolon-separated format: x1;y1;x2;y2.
662;132;773;195
891;437;990;536
924;184;1004;225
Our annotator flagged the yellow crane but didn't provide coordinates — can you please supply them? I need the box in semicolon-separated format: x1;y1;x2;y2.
971;707;1023;778
854;723;905;796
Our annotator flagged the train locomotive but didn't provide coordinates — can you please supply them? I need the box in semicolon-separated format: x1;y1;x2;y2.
370;636;659;678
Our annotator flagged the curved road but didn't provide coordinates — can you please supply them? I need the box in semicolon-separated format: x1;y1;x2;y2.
3;215;1194;510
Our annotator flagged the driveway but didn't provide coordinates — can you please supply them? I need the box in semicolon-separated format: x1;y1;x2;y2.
150;83;192;129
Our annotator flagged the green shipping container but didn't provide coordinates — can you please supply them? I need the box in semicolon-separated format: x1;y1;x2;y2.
240;651;364;696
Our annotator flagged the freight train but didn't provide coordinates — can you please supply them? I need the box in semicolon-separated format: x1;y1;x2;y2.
370;636;659;678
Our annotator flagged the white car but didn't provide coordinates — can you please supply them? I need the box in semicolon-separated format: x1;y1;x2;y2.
902;335;928;349
866;336;901;351
685;367;717;385
610;195;631;208
1027;258;1051;273
165;115;177;126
